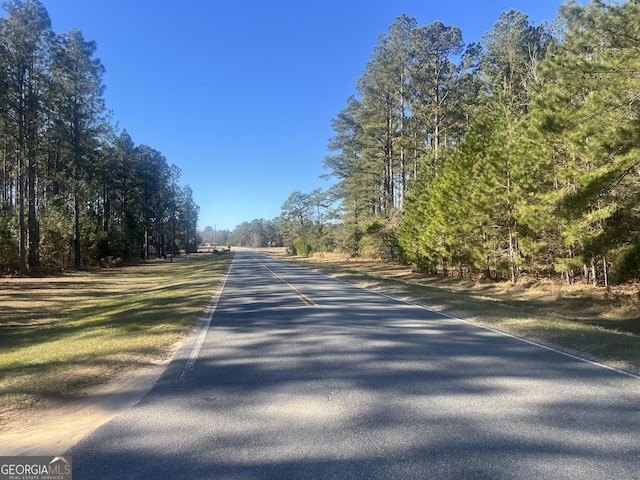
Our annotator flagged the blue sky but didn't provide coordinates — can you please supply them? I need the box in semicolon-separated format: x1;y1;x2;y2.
33;0;568;231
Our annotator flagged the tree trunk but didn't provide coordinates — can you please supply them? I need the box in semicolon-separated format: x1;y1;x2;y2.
144;227;149;260
102;183;110;232
27;146;39;271
508;225;518;284
583;264;590;285
18;166;26;275
74;192;81;270
17;85;27;275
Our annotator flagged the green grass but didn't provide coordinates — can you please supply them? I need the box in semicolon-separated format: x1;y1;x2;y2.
280;253;640;376
0;254;233;415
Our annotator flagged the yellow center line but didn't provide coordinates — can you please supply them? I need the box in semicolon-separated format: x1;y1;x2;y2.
258;261;318;307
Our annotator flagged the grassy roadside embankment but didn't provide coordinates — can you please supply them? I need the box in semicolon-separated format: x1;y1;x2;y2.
0;254;233;425
271;250;640;376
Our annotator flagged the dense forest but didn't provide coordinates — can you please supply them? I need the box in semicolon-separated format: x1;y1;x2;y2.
235;0;640;286
5;0;638;287
0;0;199;274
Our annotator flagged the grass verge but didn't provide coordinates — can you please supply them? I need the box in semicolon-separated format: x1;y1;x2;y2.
276;252;640;376
0;254;233;422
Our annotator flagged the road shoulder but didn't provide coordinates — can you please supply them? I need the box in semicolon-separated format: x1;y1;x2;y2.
0;360;168;456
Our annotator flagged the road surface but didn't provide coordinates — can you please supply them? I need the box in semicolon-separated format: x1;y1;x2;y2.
69;250;640;479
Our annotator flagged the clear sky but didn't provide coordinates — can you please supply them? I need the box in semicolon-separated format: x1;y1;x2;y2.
28;0;569;231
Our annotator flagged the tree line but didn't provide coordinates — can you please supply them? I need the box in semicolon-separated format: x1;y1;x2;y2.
235;0;640;286
0;0;199;274
226;188;336;254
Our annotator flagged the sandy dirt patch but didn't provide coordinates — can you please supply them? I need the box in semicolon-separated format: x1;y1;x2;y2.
0;360;168;456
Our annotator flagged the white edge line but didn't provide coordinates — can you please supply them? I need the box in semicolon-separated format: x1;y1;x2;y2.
332;275;640;381
470;321;640;381
179;255;235;385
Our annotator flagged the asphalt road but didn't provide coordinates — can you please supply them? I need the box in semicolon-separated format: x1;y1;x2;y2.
69;250;640;479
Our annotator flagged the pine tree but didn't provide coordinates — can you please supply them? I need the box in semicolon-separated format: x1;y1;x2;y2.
529;0;640;284
0;0;53;273
408;21;465;159
49;27;105;269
